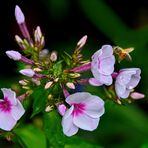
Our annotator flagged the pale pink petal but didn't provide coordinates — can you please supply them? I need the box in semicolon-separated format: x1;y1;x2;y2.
84;96;105;118
1;88;17;105
73;113;100;131
11;100;25;120
99;56;115;75
115;82;126;98
117;70;136;85
99;74;113;85
66;92;92;105
120;89;130;98
89;78;103;86
62;106;79;136
127;75;141;89
100;45;113;59
0;112;16;131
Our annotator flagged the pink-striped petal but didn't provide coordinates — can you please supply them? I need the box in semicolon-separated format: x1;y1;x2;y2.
1;88;17;105
62;106;79;136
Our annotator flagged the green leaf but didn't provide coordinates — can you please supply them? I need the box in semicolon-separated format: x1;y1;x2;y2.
31;87;48;117
43;111;66;147
53;60;63;76
14;125;47;148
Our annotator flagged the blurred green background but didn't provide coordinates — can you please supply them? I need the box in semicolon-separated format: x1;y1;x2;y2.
0;0;148;147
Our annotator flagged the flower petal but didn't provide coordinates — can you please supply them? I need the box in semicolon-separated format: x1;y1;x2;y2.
1;88;17;105
89;78;103;86
11;100;25;120
115;82;126;98
62;106;79;136
84;96;105;118
0;112;16;131
73;113;100;131
127;74;141;89
99;74;113;85
99;56;115;75
66;92;92;105
100;45;113;59
120;89;130;98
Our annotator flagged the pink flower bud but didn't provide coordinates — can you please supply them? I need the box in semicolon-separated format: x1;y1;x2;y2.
66;82;75;89
50;51;58;62
77;35;87;49
58;104;67;116
15;5;25;24
6;50;21;61
19;69;35;77
130;92;145;100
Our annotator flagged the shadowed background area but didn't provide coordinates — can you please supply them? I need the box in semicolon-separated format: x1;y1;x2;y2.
0;0;148;147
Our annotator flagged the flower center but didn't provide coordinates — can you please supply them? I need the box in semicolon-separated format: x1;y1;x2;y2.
0;98;11;112
72;103;85;116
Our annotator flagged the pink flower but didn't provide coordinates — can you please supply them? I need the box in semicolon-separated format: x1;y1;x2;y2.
90;45;115;86
62;92;105;137
115;68;141;98
0;88;25;131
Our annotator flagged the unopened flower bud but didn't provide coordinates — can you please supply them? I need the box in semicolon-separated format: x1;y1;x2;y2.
130;92;145;100
32;78;41;86
45;81;53;89
34;26;42;43
77;35;87;49
15;35;23;43
6;50;21;61
58;104;67;116
69;73;81;78
33;68;42;72
54;78;59;82
15;5;25;24
19;69;35;77
48;94;53;100
45;105;53;112
39;49;49;59
50;51;57;62
19;79;28;85
66;82;75;89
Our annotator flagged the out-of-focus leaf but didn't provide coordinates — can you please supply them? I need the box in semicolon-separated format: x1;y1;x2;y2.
14;125;46;148
31;87;48;117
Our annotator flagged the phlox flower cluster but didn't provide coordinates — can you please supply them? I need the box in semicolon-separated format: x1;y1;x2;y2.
0;5;144;138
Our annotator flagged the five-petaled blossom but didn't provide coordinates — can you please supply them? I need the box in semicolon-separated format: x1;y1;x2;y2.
0;88;25;131
115;68;141;99
90;45;115;86
62;92;105;137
